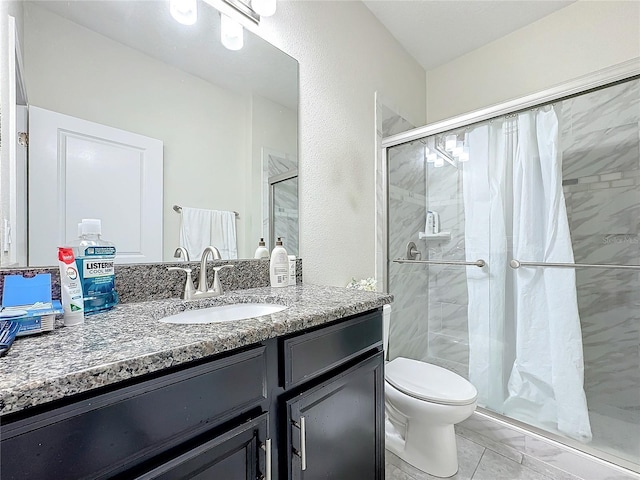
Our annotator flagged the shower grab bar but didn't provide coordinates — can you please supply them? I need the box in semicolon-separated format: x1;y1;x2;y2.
393;258;486;268
510;259;640;271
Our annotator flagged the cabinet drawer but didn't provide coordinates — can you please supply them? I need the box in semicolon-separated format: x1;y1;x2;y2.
1;346;267;480
281;309;382;388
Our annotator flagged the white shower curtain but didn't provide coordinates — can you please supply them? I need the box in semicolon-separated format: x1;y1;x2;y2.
464;106;592;442
463;124;508;412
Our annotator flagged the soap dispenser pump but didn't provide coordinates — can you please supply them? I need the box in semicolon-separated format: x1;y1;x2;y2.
269;237;289;288
254;238;270;259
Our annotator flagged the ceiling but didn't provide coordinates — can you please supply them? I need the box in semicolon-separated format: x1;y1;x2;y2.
363;0;576;71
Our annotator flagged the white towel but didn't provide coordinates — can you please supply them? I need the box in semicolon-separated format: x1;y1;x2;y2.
179;207;212;260
211;210;237;260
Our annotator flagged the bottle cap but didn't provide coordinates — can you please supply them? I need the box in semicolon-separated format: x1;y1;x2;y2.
259;238;266;246
81;218;102;235
276;237;283;246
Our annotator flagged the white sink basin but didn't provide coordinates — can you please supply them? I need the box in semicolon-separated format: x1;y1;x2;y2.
159;303;287;325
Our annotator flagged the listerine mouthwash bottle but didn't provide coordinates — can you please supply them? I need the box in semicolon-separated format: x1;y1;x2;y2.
71;219;119;315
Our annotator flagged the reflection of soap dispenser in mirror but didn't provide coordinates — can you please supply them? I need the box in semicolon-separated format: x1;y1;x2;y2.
254;238;270;259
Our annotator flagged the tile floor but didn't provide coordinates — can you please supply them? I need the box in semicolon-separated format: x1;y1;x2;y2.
385;437;557;480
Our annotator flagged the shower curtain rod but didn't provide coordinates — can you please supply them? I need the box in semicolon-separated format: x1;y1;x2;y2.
173;204;239;218
510;259;640;271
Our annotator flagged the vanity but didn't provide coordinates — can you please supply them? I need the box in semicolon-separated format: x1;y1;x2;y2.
0;284;391;479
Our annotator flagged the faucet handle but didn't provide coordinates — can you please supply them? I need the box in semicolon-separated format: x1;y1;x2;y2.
167;266;197;300
211;265;234;294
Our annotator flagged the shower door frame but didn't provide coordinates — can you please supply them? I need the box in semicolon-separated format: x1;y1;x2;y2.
379;58;640;473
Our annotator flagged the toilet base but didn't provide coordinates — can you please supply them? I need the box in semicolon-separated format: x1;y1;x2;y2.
386;419;459;478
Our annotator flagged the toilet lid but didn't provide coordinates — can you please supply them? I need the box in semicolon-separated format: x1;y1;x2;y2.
385;358;477;406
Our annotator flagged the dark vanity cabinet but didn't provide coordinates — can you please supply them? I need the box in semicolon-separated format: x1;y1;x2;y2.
280;311;385;480
134;413;270;480
286;353;384;480
0;308;384;480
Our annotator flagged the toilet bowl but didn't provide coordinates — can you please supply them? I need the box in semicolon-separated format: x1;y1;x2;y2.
384;357;477;477
382;305;477;478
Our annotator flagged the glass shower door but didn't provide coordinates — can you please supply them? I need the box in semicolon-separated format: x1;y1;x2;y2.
270;173;298;256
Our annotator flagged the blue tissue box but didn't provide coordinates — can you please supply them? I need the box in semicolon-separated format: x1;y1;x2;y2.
1;274;63;336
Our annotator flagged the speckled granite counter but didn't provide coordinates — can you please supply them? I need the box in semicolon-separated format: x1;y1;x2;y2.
0;284;392;416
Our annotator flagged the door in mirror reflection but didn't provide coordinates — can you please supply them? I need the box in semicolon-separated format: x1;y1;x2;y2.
28;107;163;266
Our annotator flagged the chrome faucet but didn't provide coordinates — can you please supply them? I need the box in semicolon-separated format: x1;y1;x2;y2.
198;246;221;292
168;246;233;300
174;247;190;262
195;246;233;298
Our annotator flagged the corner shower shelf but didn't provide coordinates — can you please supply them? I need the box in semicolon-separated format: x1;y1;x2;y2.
419;231;451;242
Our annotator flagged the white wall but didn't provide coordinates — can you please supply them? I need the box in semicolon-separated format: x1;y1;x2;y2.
425;0;640;123
22;3;251;260
258;1;427;286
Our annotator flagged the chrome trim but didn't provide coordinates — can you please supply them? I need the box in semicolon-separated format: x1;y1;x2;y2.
510;259;640;271
381;59;640;149
393;258;486;268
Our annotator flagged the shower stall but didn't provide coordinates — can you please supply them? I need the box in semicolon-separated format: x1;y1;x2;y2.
382;71;640;473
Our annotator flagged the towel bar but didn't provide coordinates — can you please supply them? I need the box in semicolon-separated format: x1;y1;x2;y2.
173;204;239;218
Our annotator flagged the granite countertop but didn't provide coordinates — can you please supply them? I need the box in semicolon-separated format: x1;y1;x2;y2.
0;284;392;416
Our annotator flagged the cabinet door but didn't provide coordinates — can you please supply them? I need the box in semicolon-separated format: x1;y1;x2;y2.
136;413;271;480
286;352;384;480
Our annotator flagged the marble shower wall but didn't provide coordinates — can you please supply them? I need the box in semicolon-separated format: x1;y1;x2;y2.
560;78;640;458
424;162;470;378
386;141;431;361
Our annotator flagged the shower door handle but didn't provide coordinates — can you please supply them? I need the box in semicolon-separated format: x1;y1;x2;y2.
393;258;486;267
510;259;640;271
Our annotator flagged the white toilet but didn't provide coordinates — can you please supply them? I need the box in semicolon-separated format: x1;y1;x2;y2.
383;305;478;478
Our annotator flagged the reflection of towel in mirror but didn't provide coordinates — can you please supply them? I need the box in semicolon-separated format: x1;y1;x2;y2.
211;210;237;260
179;207;212;260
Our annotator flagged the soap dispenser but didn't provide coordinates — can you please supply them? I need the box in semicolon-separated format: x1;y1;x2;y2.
269;237;289;288
254;238;270;259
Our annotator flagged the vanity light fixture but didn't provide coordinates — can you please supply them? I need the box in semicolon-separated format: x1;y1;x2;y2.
170;0;198;25
251;0;276;17
452;140;464;157
170;0;274;51
445;134;457;151
221;13;243;50
458;146;470;162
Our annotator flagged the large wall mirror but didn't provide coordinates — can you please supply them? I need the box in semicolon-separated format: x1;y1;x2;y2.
0;0;298;267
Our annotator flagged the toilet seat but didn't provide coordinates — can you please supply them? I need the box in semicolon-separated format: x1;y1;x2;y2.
385;357;477;406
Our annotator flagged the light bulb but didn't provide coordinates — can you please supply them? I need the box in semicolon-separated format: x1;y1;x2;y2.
252;0;277;17
445;134;456;151
434;157;445;168
221;14;243;50
170;0;197;25
452;141;464;156
458;147;470;162
426;153;437;163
